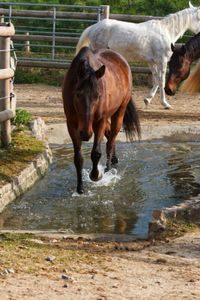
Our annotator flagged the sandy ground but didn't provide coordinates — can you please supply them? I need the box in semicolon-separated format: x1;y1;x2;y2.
15;84;200;125
1;84;200;299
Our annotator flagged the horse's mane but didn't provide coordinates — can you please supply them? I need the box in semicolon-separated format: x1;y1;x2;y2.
161;8;193;38
67;47;99;98
185;32;200;59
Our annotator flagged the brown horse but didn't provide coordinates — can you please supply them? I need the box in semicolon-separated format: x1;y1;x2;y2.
62;47;141;194
181;61;200;93
165;32;200;95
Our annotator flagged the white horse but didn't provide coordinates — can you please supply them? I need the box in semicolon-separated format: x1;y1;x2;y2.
76;2;200;109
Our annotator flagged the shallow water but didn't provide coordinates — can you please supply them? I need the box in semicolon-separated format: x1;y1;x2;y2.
1;141;200;238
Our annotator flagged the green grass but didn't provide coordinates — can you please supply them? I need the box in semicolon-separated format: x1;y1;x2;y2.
0;130;45;187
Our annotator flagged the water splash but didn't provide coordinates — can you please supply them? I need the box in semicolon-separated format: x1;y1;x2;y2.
83;164;121;186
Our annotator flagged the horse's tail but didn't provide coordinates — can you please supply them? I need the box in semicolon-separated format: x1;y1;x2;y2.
181;61;200;93
76;26;92;55
123;98;141;141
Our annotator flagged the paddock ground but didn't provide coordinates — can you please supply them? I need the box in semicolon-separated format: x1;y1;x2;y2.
15;84;200;125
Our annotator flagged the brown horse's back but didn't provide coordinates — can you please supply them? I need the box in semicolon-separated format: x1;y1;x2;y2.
94;49;132;116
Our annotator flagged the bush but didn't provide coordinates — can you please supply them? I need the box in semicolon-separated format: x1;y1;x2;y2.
11;109;32;127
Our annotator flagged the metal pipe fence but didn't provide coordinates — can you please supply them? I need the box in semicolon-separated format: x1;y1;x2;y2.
0;2;193;72
0;2;107;65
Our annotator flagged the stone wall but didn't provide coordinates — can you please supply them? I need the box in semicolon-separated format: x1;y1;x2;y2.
0;118;52;213
149;197;200;238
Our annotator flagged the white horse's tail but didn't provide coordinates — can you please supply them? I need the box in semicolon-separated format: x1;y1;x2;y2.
181;61;200;93
76;26;92;55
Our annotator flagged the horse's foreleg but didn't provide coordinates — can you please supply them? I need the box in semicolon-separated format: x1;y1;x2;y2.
67;122;84;194
74;145;84;194
144;64;159;107
158;62;172;109
90;121;106;181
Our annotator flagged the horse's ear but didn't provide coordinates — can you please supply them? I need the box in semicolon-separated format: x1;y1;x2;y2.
189;1;194;8
171;43;175;52
78;61;86;77
95;65;105;79
180;45;186;55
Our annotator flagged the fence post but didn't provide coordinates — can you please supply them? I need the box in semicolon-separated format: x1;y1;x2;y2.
52;7;56;60
25;32;30;53
0;35;11;146
0;22;15;148
100;5;110;19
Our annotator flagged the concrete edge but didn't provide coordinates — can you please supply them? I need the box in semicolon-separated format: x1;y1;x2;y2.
0;117;53;214
149;197;200;238
0;145;52;214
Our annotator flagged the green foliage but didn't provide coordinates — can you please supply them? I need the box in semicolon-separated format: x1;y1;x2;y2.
15;68;41;84
6;0;200;85
0;130;45;187
11;109;32;127
15;67;65;86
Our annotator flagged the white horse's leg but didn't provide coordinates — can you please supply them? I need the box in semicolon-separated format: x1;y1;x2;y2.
158;61;172;109
144;64;159;107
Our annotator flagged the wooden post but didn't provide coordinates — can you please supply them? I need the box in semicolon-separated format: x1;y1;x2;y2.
0;35;11;147
25;32;30;53
100;5;110;19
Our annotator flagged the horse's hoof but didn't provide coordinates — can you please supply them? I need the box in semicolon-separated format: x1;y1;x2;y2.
144;98;150;108
111;156;118;165
104;166;109;173
77;186;84;194
164;104;172;109
89;171;102;181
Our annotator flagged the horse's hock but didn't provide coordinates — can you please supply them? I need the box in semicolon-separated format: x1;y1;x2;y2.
0;21;16;147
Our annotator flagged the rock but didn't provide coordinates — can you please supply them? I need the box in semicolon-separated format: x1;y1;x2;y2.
29;239;44;245
45;255;56;262
148;220;166;238
7;268;15;274
61;274;73;282
29;117;46;141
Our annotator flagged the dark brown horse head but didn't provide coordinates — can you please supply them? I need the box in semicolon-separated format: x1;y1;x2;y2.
165;44;191;96
74;53;105;141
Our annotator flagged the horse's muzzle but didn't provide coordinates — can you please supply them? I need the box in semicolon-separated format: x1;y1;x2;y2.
165;86;175;96
80;131;92;141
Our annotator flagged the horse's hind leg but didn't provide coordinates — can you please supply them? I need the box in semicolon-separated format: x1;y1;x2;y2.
105;110;124;172
158;60;172;109
105;122;118;166
144;64;159;107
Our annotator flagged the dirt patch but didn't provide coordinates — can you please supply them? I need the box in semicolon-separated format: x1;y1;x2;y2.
0;231;200;300
1;84;200;299
15;84;200;125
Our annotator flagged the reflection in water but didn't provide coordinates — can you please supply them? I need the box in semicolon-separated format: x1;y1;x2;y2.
0;141;200;238
167;144;200;199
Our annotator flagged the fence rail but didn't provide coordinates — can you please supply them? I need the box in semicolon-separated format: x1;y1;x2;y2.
0;2;108;64
0;22;16;147
0;3;193;73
